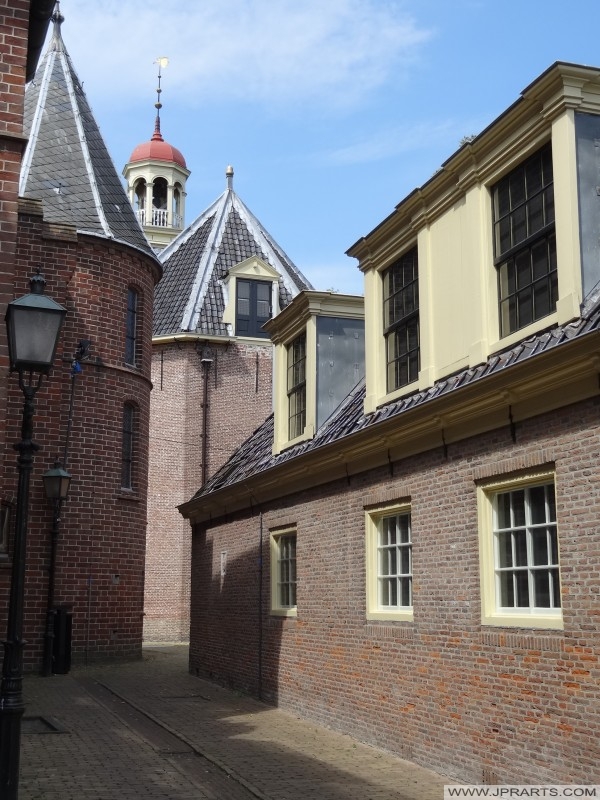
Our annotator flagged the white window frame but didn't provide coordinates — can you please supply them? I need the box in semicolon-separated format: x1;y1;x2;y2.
365;504;413;622
270;528;297;617
478;471;563;629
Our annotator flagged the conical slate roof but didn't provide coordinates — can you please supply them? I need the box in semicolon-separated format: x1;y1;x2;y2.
154;169;312;337
20;12;156;259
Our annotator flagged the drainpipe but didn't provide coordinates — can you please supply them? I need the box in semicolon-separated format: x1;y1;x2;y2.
258;512;263;700
200;356;213;485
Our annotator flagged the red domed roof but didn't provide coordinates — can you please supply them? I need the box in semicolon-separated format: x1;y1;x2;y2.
129;117;186;168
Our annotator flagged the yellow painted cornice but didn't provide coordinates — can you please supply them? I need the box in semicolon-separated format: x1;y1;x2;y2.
180;326;600;524
152;333;234;346
347;62;600;272
264;290;364;344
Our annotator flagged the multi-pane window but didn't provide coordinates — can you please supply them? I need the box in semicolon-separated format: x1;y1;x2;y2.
492;481;560;612
492;144;557;337
271;530;297;615
377;513;412;609
366;505;413;621
287;333;306;440
383;248;419;392
121;403;135;490
125;288;139;366
235;279;271;338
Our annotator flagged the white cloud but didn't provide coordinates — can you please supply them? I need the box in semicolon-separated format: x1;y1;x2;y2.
61;0;431;112
318;115;491;166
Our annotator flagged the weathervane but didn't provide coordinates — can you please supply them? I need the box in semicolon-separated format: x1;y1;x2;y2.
154;56;169;122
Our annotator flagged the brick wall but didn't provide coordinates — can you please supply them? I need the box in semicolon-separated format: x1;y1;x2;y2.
0;199;159;669
190;395;600;784
0;0;29;518
145;338;273;641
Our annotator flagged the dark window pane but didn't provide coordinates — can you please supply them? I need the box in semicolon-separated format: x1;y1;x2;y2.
497;531;513;568
532;529;550;565
534;571;551;607
515;571;530;607
529;485;547;525
499;572;514;607
511;491;526;527
514;531;528;567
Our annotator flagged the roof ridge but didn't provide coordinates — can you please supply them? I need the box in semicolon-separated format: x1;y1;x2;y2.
180;189;234;331
60;48;111;238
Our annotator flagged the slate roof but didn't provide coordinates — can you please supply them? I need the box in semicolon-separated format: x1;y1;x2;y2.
20;12;156;260
190;288;600;502
154;174;312;337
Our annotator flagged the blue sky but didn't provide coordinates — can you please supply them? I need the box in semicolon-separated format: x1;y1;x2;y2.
56;0;599;294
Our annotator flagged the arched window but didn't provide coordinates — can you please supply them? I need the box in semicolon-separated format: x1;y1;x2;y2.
173;184;182;227
134;179;146;224
121;402;136;490
125;287;139;367
152;178;168;226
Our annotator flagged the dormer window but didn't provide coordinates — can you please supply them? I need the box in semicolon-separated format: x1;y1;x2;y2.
287;333;306;440
492;144;556;337
236;279;271;339
221;257;281;340
267;291;364;455
383;247;419;392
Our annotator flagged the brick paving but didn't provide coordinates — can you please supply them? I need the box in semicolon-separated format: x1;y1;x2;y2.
20;644;449;799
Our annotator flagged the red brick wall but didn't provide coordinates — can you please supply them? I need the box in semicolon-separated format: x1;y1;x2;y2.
190;395;600;784
1;200;159;668
145;339;273;641
0;0;29;514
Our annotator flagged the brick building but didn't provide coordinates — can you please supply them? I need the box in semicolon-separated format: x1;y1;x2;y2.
144;167;311;641
1;6;161;670
181;63;600;784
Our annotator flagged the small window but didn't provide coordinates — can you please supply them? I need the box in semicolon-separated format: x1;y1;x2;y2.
383;247;419;392
270;530;297;616
121;403;135;490
492;144;557;337
479;474;562;629
125;288;139;367
287;333;306;440
366;505;413;621
235;279;271;338
0;503;11;555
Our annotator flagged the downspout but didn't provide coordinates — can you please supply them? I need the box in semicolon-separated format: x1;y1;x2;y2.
200;356;213;485
258;512;263;700
42;340;91;676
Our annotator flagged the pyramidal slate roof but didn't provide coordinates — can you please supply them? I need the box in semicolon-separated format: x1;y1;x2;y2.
20;12;156;259
154;170;313;337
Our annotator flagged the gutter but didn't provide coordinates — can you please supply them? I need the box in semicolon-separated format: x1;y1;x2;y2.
26;0;55;82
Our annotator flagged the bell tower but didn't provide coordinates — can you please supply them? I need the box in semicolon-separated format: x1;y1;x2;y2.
123;57;190;251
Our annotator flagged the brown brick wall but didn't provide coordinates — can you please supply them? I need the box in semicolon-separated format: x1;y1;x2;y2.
190;395;600;784
0;202;158;669
145;339;273;641
0;0;29;513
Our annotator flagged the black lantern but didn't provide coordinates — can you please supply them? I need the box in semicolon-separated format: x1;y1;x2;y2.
42;462;72;502
5;271;67;374
0;271;67;799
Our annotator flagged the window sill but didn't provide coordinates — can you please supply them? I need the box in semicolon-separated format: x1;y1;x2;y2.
117;489;140;502
482;612;563;630
366;609;414;623
270;607;297;618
